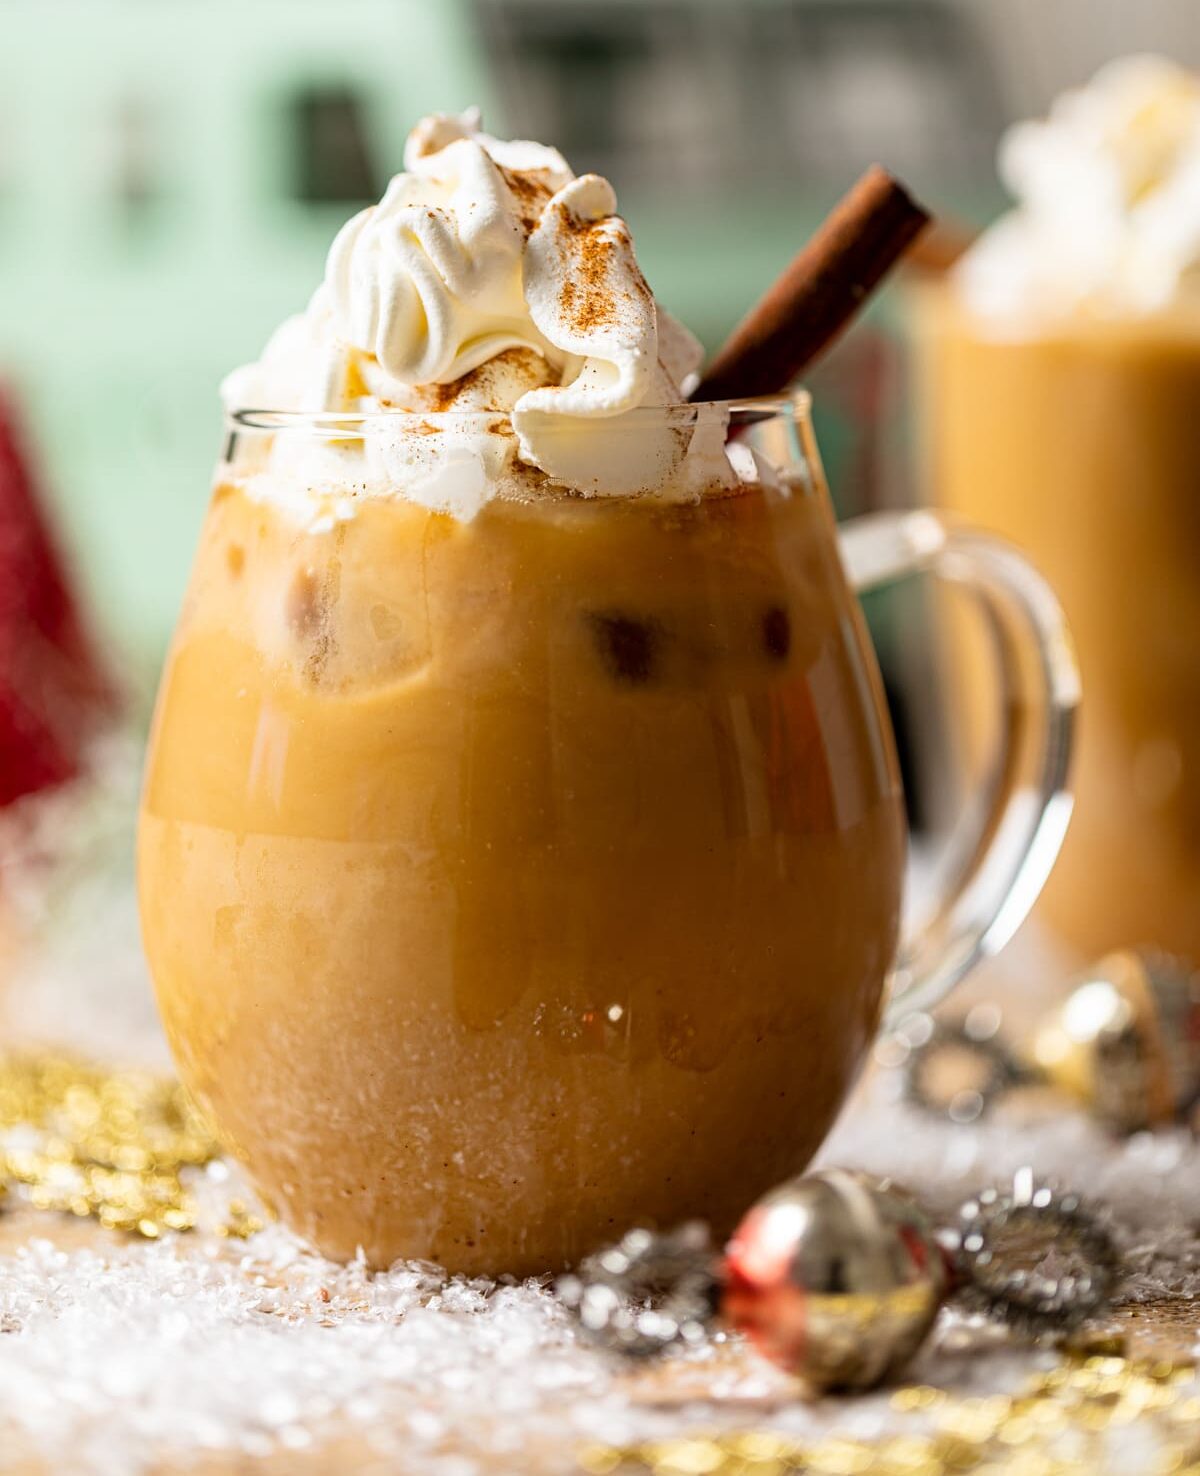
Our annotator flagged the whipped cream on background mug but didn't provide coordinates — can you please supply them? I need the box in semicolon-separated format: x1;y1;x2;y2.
958;55;1200;325
139;114;1076;1274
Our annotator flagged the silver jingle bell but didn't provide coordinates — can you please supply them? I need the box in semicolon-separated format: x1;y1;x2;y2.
557;1223;719;1359
954;1172;1119;1333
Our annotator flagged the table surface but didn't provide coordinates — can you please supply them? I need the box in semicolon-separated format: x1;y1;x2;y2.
4;1124;1200;1476
3;826;1200;1476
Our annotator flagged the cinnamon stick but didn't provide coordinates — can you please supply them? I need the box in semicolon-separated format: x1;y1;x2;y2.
691;166;930;403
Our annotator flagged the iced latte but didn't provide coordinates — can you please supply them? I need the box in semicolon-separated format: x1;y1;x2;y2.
140;440;905;1273
137;112;908;1272
917;58;1200;961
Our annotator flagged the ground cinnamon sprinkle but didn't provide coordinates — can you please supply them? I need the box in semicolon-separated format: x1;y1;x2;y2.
428;372;482;412
497;165;556;235
425;349;548;412
553;201;647;334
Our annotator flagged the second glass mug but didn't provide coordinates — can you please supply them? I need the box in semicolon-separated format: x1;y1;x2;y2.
138;394;1077;1276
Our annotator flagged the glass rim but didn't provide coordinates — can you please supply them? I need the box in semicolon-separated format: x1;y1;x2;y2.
225;390;811;434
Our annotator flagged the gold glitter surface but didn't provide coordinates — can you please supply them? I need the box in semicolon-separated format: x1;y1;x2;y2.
579;1353;1200;1475
0;1053;263;1238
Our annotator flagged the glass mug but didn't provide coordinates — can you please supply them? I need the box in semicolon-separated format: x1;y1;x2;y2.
137;395;1077;1276
915;284;1200;962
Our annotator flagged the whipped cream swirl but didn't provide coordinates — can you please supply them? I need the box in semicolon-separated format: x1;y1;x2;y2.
224;111;729;516
957;56;1200;325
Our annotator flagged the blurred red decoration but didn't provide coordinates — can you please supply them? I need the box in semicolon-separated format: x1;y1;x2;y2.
0;390;114;807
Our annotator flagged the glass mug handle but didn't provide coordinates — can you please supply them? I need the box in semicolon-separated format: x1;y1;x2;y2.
838;510;1080;1029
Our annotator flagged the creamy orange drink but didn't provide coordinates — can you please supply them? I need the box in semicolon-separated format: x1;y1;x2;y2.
140;111;1075;1273
917;58;1200;962
140;442;907;1274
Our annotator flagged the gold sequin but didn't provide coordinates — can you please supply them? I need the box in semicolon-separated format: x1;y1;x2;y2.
0;1053;262;1239
584;1350;1200;1474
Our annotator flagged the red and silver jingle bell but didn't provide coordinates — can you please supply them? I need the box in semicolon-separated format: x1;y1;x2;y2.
559;1168;1118;1394
721;1170;947;1390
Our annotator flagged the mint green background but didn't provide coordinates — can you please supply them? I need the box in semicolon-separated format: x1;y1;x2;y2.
1;1;492;672
0;0;995;676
